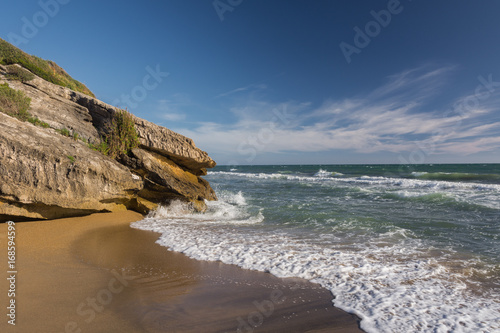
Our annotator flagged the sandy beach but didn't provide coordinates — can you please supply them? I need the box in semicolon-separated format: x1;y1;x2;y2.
0;212;362;333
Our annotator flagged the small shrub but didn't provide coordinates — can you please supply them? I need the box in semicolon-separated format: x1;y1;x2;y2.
89;140;110;155
27;116;50;128
57;128;71;137
66;155;75;163
6;65;35;83
0;83;31;120
105;109;140;159
72;131;79;141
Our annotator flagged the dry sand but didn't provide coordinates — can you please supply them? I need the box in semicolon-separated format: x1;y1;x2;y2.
0;211;362;332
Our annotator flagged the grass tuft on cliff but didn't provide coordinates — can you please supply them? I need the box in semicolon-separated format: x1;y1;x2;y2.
106;109;140;158
6;65;35;82
0;83;51;129
90;109;140;159
0;83;31;120
0;38;95;97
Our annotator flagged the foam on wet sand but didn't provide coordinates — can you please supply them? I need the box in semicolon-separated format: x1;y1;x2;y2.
0;211;362;332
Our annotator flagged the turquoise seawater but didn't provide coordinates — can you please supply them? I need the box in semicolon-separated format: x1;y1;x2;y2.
133;164;500;332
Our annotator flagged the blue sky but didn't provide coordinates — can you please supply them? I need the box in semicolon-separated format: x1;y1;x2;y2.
1;0;500;165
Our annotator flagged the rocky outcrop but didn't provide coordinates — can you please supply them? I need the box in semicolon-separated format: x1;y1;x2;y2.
0;64;216;221
126;148;216;208
4;65;215;172
0;112;143;221
3;68;100;143
134;117;216;173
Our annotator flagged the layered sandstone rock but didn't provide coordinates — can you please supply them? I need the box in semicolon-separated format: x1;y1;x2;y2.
0;64;216;221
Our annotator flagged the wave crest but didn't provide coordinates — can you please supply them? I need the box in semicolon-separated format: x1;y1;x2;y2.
142;191;263;225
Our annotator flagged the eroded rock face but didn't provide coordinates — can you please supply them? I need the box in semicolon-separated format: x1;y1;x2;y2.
1;65;100;143
129;148;216;203
0;113;143;221
2;65;216;171
0;65;217;221
133;117;216;173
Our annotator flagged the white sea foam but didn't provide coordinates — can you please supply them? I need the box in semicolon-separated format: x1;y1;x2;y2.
147;192;262;225
208;171;500;209
209;170;500;191
313;169;345;177
132;193;500;333
314;169;331;178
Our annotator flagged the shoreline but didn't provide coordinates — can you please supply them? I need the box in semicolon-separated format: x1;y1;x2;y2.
0;211;363;332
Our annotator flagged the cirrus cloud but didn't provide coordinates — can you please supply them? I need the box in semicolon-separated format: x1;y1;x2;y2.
172;65;500;164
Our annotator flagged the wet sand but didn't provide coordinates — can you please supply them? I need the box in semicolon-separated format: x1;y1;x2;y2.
0;212;362;332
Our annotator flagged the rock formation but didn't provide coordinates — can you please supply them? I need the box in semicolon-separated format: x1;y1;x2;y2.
0;63;216;222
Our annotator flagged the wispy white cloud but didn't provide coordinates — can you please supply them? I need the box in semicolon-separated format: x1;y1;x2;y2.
155;96;191;122
214;83;267;99
368;64;455;103
161;112;186;121
173;65;500;162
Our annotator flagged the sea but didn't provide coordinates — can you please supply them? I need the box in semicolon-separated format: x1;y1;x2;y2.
131;164;500;333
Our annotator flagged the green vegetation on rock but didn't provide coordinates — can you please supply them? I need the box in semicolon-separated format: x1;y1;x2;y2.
56;128;71;137
0;82;31;121
0;83;49;129
89;109;140;158
27;116;50;128
89;140;110;155
6;65;35;82
105;109;140;159
0;38;94;97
